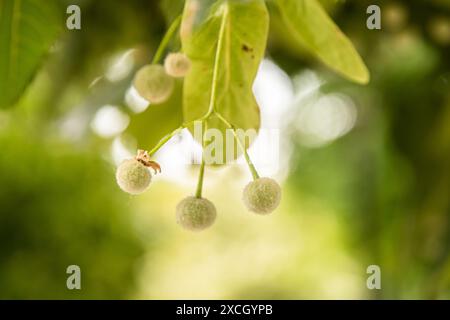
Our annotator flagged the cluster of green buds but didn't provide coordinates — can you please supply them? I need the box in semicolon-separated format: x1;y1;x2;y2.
115;15;281;232
116;148;281;232
133;52;191;104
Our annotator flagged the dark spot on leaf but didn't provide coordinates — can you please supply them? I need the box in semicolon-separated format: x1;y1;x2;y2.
242;44;253;53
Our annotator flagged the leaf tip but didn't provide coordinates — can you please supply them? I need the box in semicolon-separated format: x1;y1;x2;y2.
353;66;371;85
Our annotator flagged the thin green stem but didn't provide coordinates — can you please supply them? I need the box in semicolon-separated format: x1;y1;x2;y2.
195;122;207;198
195;154;206;198
148;126;183;156
215;113;260;180
148;118;201;156
204;4;229;118
152;15;182;64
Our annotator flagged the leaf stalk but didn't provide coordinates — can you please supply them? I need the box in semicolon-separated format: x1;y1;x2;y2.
152;15;183;65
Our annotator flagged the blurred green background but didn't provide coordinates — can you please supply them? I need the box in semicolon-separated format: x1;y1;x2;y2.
0;0;449;299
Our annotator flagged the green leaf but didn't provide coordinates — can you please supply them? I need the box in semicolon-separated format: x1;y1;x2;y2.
0;0;61;108
126;81;184;150
275;0;370;84
181;0;269;163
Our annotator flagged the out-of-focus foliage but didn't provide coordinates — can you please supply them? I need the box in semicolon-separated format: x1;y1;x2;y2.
0;0;62;108
0;129;144;299
281;0;450;299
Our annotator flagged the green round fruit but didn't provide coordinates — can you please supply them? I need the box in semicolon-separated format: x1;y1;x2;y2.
176;196;217;231
116;159;151;195
164;53;191;78
243;178;281;214
133;64;174;104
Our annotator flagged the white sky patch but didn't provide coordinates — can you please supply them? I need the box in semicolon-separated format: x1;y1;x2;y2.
105;50;135;82
246;59;295;180
292;70;324;103
125;86;150;114
151;129;203;186
59;106;90;141
253;59;295;127
111;136;134;166
91;105;130;138
295;93;357;148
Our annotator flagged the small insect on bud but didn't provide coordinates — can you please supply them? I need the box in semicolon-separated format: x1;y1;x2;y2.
164;53;191;78
176;196;217;231
243;178;282;214
133;64;174;104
